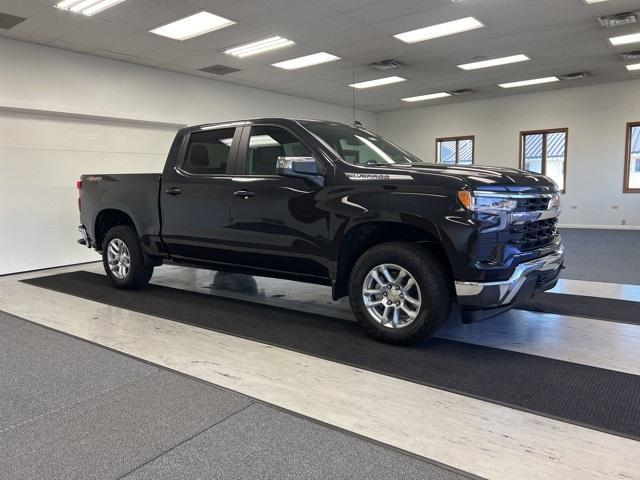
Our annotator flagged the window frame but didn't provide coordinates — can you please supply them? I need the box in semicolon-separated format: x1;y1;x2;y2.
519;128;568;194
176;124;243;178
435;135;475;165
624;121;640;193
235;123;317;177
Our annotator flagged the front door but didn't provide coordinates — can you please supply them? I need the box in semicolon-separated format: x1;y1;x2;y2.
227;124;330;279
160;125;242;264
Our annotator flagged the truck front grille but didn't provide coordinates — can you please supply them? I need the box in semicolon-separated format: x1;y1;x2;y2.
516;196;551;212
509;218;558;251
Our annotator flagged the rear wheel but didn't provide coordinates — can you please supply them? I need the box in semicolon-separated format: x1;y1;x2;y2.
348;242;451;345
102;225;153;289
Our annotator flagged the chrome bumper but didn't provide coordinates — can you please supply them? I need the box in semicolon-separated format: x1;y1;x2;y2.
455;245;565;308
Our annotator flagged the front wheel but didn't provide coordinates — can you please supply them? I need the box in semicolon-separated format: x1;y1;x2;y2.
349;242;451;345
102;225;153;289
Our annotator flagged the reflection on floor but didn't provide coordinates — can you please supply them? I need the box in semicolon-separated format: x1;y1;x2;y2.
1;261;639;480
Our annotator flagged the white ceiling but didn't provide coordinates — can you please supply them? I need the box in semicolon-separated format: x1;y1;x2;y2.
0;0;639;112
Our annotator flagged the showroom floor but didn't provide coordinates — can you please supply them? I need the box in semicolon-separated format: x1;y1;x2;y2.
1;229;639;480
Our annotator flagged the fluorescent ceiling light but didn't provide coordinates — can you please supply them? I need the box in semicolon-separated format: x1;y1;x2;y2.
609;32;640;46
150;12;235;41
584;0;608;3
349;76;406;89
56;0;126;16
272;52;339;70
394;17;484;44
224;36;295;58
627;63;640;71
402;92;451;102
499;76;560;88
458;54;530;71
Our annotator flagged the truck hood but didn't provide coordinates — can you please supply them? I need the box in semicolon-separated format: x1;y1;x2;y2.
380;163;557;191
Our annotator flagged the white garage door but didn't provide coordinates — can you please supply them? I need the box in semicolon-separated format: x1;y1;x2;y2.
0;110;178;275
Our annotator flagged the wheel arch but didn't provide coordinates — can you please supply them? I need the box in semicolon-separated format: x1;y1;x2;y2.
93;208;138;251
332;217;455;300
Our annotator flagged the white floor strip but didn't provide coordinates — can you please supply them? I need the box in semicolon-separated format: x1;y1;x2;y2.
0;275;638;480
551;278;640;302
439;309;640;375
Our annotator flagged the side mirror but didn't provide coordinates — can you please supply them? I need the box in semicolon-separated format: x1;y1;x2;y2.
276;156;324;187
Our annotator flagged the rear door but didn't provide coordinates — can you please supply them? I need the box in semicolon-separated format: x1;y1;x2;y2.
160;124;243;263
227;123;330;279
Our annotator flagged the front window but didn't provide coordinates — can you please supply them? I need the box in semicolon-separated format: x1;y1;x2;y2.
245;125;312;175
300;121;422;166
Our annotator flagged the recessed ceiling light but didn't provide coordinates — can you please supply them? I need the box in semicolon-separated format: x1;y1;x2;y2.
394;17;484;44
402;92;451;102
609;32;640;46
584;0;608;3
272;52;339;70
223;36;295;58
150;11;235;41
627;63;640;71
349;76;406;89
56;0;127;16
499;77;560;88
457;54;530;70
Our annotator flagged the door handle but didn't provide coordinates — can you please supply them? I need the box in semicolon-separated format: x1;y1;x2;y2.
233;189;255;199
165;187;182;196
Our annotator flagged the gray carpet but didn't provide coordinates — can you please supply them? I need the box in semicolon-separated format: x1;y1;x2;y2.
0;312;469;480
560;228;640;285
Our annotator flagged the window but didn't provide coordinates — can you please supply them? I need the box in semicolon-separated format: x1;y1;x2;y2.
520;129;568;192
182;128;235;175
300;121;421;166
624;122;640;193
436;136;474;165
245;125;312;175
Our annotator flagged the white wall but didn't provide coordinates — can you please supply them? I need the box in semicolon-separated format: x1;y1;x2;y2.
0;111;176;275
376;80;640;228
0;38;375;275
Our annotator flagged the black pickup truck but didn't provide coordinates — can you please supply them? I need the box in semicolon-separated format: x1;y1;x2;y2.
78;118;564;344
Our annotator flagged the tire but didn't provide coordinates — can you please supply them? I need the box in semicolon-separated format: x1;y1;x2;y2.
102;225;153;290
348;242;451;345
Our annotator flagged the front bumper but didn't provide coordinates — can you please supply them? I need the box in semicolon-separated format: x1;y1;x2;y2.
455;244;564;320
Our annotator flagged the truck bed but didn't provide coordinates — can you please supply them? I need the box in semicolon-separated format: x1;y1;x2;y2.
80;173;162;252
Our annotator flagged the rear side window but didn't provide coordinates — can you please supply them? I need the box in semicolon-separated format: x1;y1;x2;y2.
245;125;312;175
182;128;236;175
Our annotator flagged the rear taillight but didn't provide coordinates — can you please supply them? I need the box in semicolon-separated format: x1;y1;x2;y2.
76;179;82;211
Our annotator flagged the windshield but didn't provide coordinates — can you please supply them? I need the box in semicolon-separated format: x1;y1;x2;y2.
300;121;424;166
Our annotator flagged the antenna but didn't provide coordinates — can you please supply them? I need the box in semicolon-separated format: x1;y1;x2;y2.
352;70;356;126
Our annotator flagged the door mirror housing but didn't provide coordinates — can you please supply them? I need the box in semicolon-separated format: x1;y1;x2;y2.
276;156;324;187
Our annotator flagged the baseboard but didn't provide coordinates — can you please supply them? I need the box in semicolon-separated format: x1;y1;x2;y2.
559;224;640;230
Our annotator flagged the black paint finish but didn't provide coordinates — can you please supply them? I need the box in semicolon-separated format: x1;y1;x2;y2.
79;118;559;297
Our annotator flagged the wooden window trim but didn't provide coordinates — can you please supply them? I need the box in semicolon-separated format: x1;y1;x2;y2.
435;135;475;165
519;128;568;194
624;121;640;193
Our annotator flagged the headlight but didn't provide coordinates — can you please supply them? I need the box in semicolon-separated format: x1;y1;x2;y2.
548;193;561;210
457;191;518;213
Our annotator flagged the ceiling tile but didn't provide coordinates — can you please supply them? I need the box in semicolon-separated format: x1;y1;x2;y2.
2;0;636;112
